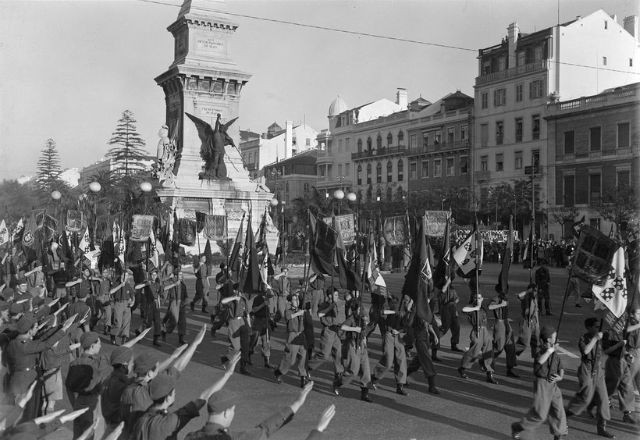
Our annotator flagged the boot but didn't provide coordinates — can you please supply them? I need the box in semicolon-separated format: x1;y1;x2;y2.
371;375;378;390
511;422;523;439
178;337;186;345
161;330;166;342
506;368;519;378
486;372;499;384
360;387;372;403
596;422;615;438
300;375;309;388
332;373;342;395
264;357;274;369
432;349;441;362
274;370;282;384
153;336;161;347
396;384;408;396
457;367;468;379
427;376;440;395
190;301;195;312
240;361;251;376
110;335;117;345
622;412;636;424
451;344;463;353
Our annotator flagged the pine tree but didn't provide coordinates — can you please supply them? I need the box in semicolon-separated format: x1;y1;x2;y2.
107;110;147;177
36;138;62;192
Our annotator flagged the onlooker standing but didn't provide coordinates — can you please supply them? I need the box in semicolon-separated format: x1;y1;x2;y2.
535;263;551;316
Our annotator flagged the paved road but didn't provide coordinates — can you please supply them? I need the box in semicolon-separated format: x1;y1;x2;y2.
48;263;639;439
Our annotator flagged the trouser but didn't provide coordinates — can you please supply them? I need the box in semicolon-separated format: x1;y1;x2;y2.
629;348;640;392
111;301;131;338
277;342;307;377
516;318;539;358
227;317;250;366
72;393;101;440
605;355;634;413
493;319;517;370
374;331;407;385
461;326;494;372
310;290;324;317
515;379;568;438
100;301;112;332
163;305;187;336
567;365;611;424
440;303;460;346
408;330;437;378
308;328;344;375
250;317;271;359
342;344;371;388
537;286;550;314
142;301;162;336
192;280;208;309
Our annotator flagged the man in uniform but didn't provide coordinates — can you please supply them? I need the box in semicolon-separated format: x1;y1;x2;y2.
406;294;440;395
458;292;498;384
515;283;540;358
274;293;309;387
308;289;344;387
603;328;636;424
162;269;188;345
437;277;461;352
535;262;551;315
249;290;273;369
490;290;518;378
220;283;251;375
110;269;135;346
191;254;209;313
308;274;325;317
101;346;134;437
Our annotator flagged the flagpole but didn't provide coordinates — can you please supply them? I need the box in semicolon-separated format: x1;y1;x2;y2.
303;210;311;299
554;263;574;340
474;213;480;334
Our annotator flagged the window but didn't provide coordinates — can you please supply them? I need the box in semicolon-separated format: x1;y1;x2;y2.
563;174;575;207
376;188;382;201
319;165;325;177
590;218;601;231
304;183;310;193
617;169;630;188
387;161;393;182
617;122;630;148
480;155;488;171
345;138;350;150
564;130;575;154
534;46;543;61
461;125;468;141
529;80;544;99
496;121;504;145
366;137;372;151
357;165;362;185
481;92;488;109
397;159;404;181
589;173;601;204
532;149;540;170
480;124;489;147
434;159;442;177
410;161;417;179
327;165;332;178
327;140;332;154
515;151;523;169
494;88;506;106
387;133;393;147
532;115;540;140
516;83;523;102
386;187;392;202
447;127;455;144
357;139;363;153
446;158;455;176
345;162;351;176
376;162;382;184
498;56;506;71
398;130;404;144
630;58;634;67
602;56;607;66
460;156;468;174
517;51;525;66
515;118;523;142
434;132;441;145
590;127;601;151
604;20;608;29
495;153;504;172
376;134;382;149
409;134;417;149
422;160;429;178
338;164;342;177
366;163;372;184
338;139;343;153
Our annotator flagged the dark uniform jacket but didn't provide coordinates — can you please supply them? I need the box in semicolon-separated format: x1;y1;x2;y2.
133;398;205;440
184;407;294;440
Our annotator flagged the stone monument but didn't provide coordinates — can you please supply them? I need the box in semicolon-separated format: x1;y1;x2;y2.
154;0;273;252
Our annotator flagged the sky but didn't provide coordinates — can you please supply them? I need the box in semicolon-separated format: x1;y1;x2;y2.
0;0;638;180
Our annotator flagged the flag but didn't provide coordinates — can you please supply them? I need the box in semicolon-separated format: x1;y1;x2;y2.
239;215;261;294
523;226;534;266
203;239;213;265
453;220;483;275
195;211;206;233
309;212;338;277
229;213;245;277
434;214;450;289
149;228;161;269
112;222;126;266
592;247;628;318
401;216;433;322
495;215;513;295
335;216;361;291
78;227;91;253
0;220;9;247
572;215;586;238
255;210;270;284
12;218;24;244
22;213;37;248
366;228;387;296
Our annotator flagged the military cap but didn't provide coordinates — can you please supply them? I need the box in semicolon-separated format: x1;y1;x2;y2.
149;373;175;401
16;312;35;334
540;325;556;341
134;352;157;375
110;346;133;366
0;301;8;312
207;390;234;414
80;331;100;349
9;302;23;315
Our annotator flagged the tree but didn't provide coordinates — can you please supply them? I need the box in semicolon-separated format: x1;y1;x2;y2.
36;138;62;192
107;110;148;177
550;206;580;239
595;184;639;240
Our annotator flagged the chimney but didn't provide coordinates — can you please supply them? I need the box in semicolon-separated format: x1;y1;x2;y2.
396;88;408;108
624;15;639;40
284;120;293;159
507;22;519;69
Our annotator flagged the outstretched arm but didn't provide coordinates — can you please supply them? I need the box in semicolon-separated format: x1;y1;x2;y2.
173;324;207;372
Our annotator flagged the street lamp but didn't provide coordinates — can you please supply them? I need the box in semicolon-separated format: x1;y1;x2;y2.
140;181;152;213
334;189;344;215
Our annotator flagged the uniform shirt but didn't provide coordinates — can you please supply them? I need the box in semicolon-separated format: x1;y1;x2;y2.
343;315;370;349
535;266;550;287
252;295;269;320
101;367;134;425
6;330;65;372
113;283;135;303
533;350;563;379
284;307;305;345
520;294;538;322
184;406;294;440
133;399;205;440
41;332;74;371
229;294;249;319
66;352;112;395
318;302;339;328
578;332;602;374
602;332;624;358
67;301;91;324
492;301;509;320
626;317;640;350
466;304;488;328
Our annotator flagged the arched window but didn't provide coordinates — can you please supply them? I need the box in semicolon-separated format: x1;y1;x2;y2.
357;139;363;153
376;162;382;183
366;137;372;152
366;186;373;202
376;134;382;149
386;161;393;182
397;159;404;181
357;164;362;185
396;187;404;201
376;188;382;201
387;133;393;147
366;163;372;184
386;187;393;201
398;130;405;144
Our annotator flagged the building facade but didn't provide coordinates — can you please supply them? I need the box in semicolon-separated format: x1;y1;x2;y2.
546;82;639;239
263;149;318;205
473;10;639;236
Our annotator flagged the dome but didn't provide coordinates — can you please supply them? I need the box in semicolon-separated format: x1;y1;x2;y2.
328;95;348;117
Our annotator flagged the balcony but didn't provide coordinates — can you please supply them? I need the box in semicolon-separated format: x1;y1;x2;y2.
316;150;334;165
475;60;548;86
408;140;470;156
351;145;407;161
475;170;491;182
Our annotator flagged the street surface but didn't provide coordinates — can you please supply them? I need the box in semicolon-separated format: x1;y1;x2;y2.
49;263;639;439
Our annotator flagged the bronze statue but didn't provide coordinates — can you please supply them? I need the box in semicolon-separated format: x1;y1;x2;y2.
186;112;238;180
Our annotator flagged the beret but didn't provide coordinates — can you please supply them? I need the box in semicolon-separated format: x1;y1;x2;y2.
16;312;35;334
149;373;175;400
540;325;556;341
110;346;133;366
207;390;234;414
0;301;9;312
80;331;100;349
584;317;600;328
9;302;24;315
134;352;157;375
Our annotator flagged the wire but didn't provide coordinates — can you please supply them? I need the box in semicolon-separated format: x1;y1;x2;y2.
135;0;640;76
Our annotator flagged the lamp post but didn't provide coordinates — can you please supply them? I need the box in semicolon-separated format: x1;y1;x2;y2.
140;181;152;214
333;189;344;215
88;181;101;244
51;190;61;226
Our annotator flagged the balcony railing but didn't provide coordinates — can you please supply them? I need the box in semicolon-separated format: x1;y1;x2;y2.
475;60;548;86
351;145;407;160
408;140;470;156
549;86;637;112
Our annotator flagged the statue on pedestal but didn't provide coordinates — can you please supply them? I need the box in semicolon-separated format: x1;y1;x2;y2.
186;112;238;180
156;124;177;187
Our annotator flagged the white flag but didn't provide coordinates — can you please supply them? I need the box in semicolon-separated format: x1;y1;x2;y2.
149;228;160;269
453;230;484;275
78;227;91;253
0;220;9;246
592;247;628;318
